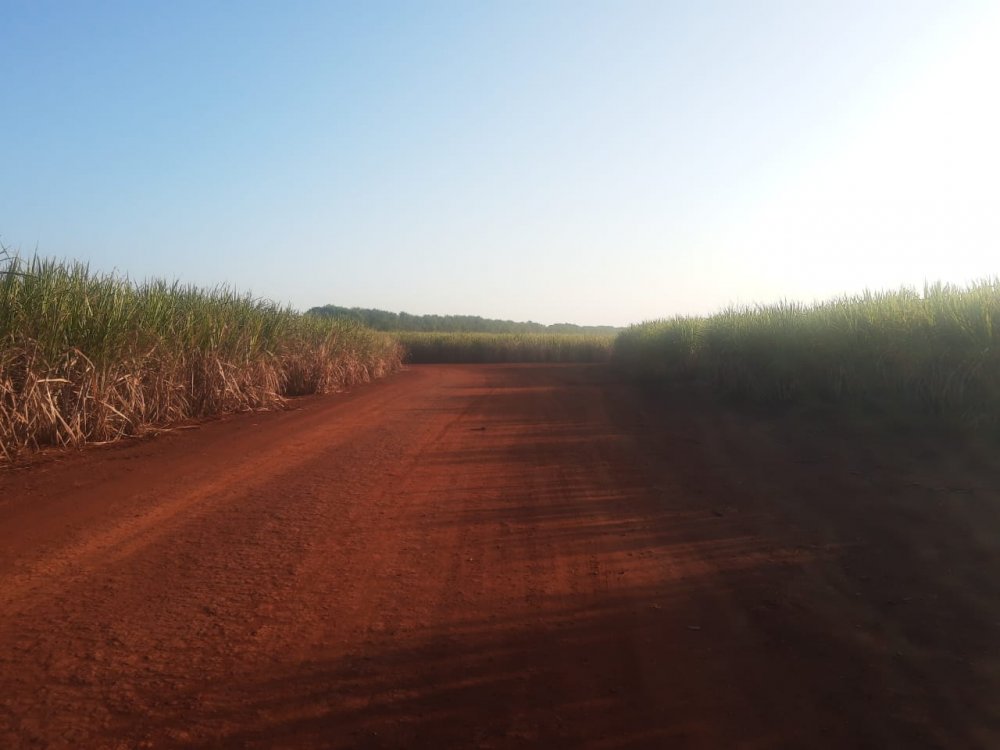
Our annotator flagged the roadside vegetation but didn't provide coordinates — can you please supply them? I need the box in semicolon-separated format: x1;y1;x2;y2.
614;280;1000;425
401;332;615;364
0;253;403;460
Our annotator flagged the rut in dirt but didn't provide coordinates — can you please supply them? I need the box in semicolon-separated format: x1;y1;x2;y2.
1;364;998;749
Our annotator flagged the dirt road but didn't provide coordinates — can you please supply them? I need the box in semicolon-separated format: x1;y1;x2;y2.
1;364;998;749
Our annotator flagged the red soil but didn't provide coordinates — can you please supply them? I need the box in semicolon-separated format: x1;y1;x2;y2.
1;364;998;748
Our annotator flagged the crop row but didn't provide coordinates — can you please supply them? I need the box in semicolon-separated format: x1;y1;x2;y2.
399;332;615;364
614;280;1000;425
0;253;403;459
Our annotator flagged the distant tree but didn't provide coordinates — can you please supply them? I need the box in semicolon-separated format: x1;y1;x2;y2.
306;305;619;335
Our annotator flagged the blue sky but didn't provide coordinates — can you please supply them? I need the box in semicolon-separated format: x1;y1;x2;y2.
3;1;998;325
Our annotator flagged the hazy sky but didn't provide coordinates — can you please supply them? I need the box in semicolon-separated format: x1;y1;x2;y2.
3;1;998;325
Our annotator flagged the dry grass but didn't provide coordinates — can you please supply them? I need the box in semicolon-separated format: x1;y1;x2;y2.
0;252;403;460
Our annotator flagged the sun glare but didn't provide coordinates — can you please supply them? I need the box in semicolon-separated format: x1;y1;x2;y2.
722;6;1000;303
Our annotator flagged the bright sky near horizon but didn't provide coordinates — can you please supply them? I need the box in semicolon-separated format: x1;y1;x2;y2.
3;1;999;326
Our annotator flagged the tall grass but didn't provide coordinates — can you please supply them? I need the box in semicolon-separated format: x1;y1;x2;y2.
614;280;1000;424
401;332;615;364
0;253;403;459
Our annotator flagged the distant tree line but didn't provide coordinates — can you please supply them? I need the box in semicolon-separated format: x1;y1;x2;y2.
306;305;620;335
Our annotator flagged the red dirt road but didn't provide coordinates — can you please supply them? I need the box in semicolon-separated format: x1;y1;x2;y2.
1;364;999;749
